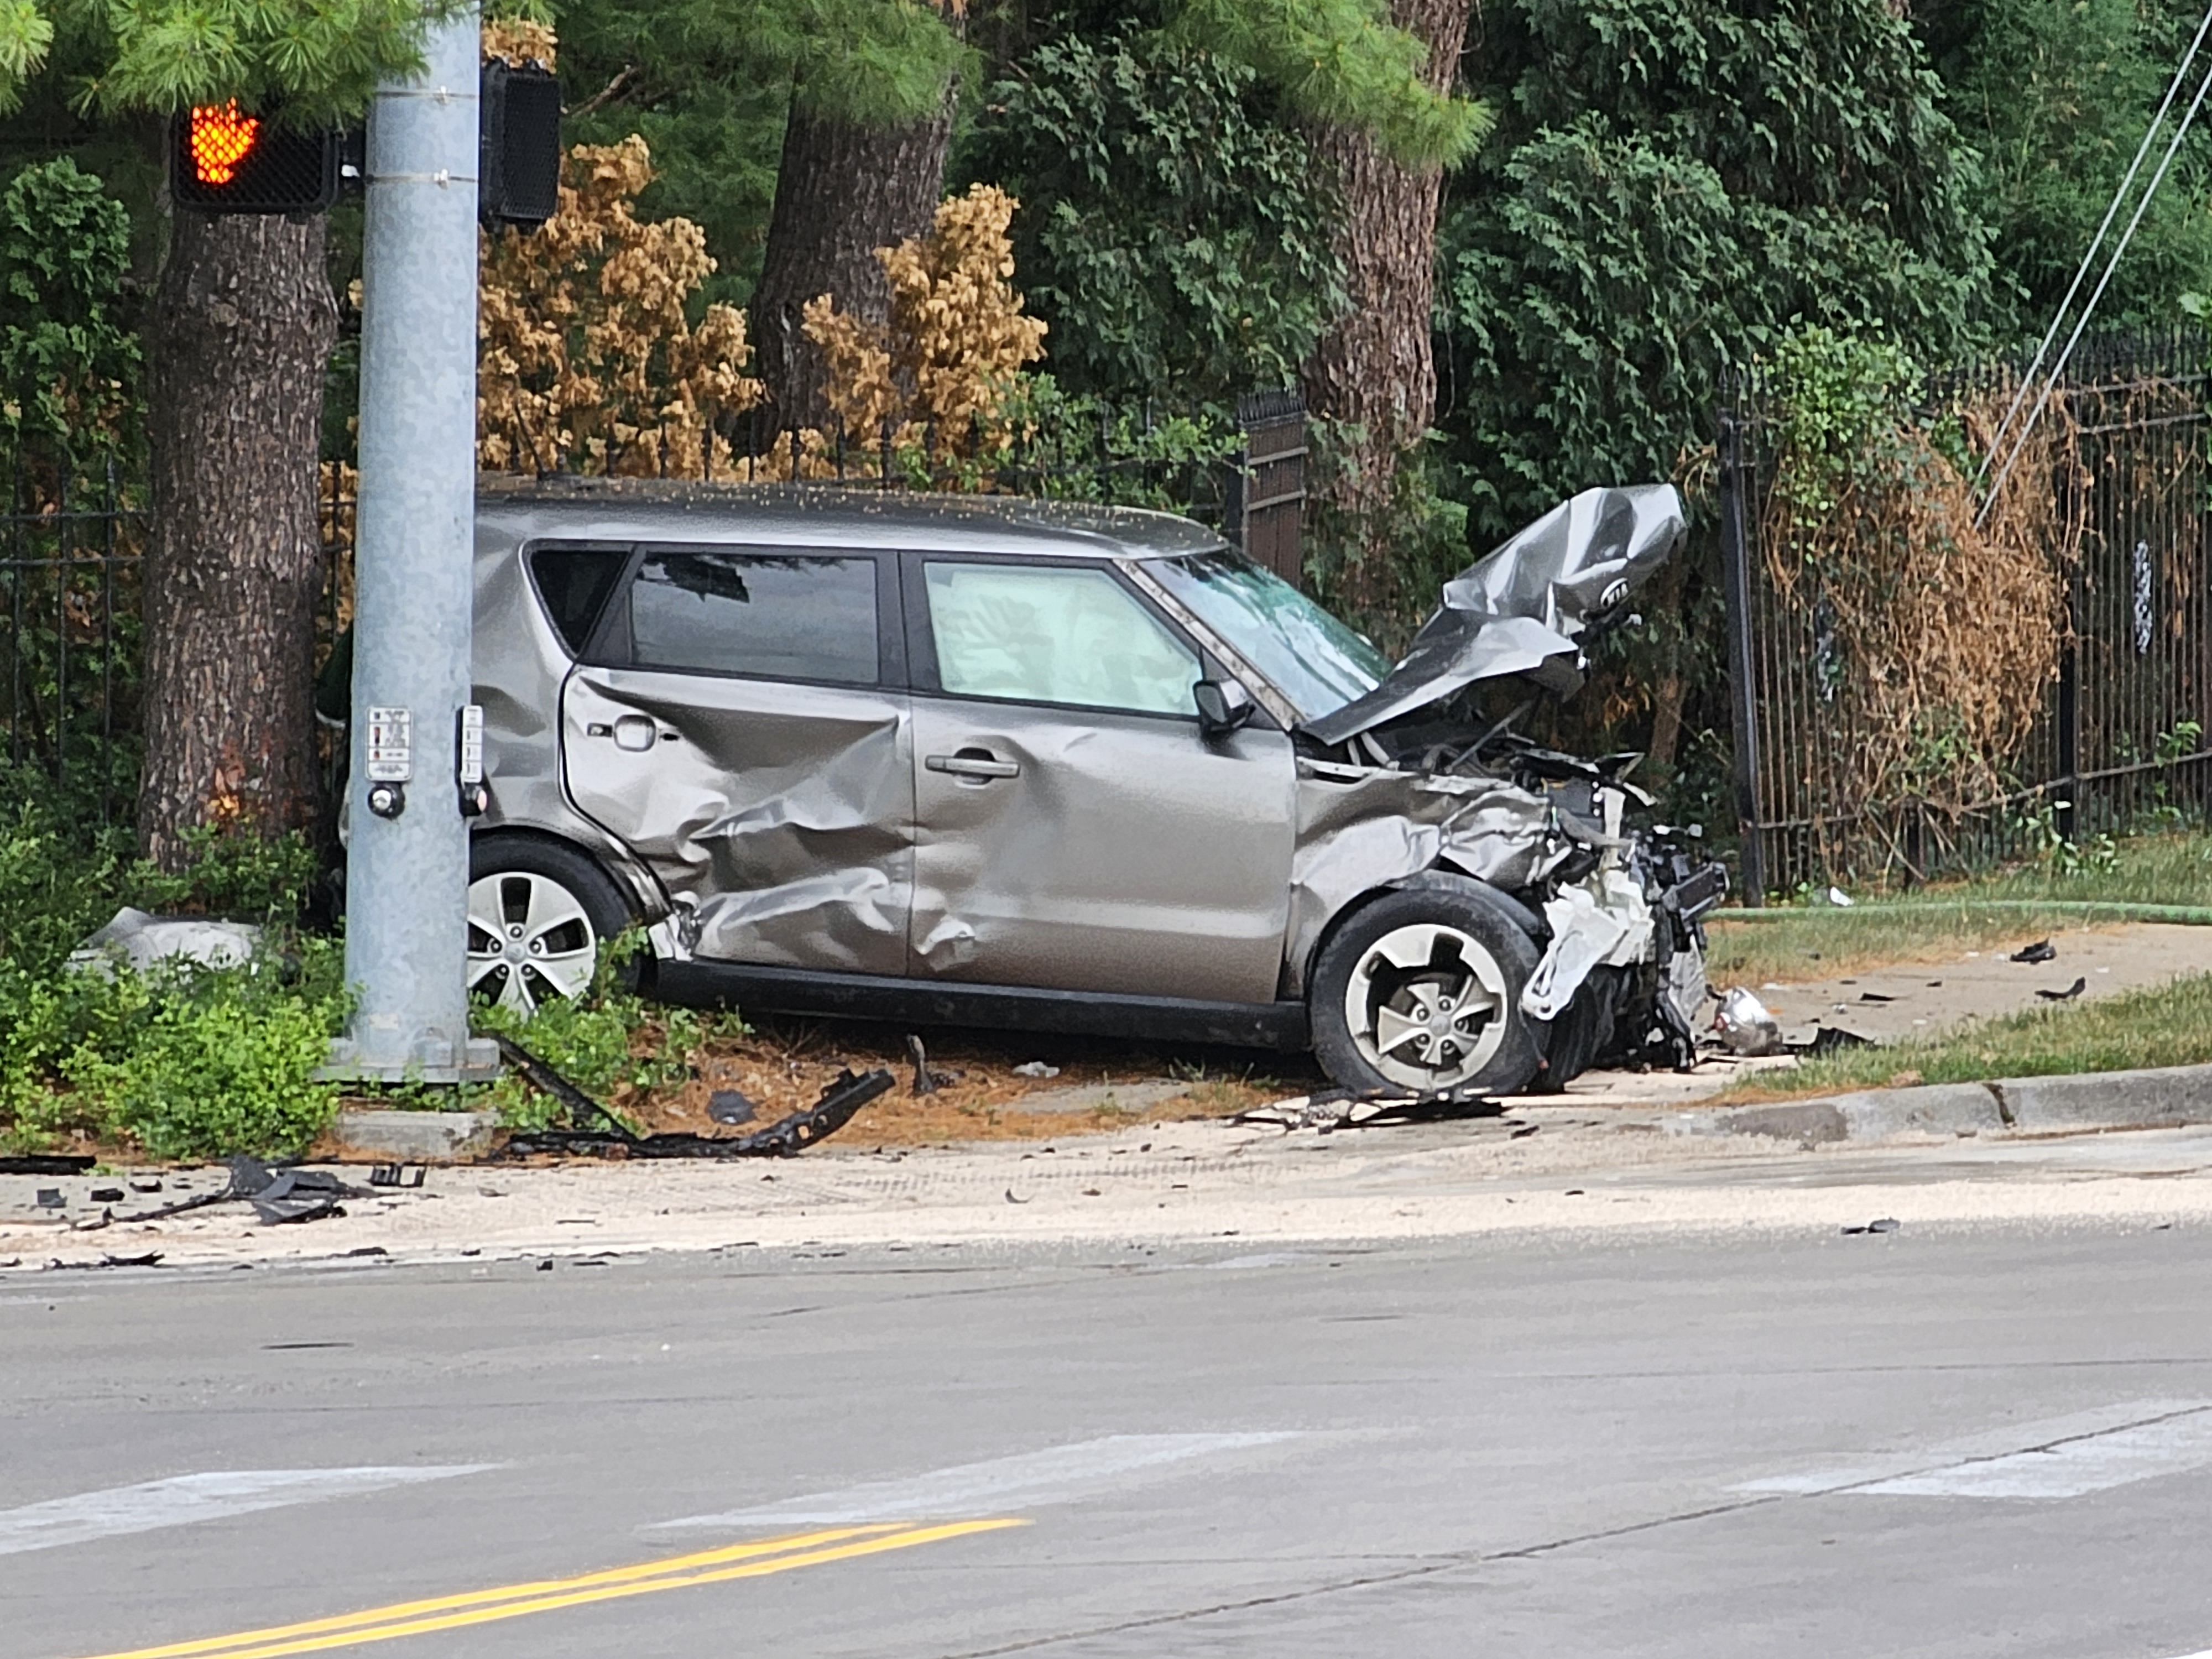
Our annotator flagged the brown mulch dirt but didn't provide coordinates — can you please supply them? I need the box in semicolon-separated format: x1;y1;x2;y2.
526;1021;1298;1148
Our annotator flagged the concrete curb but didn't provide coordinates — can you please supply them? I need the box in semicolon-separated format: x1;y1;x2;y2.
1669;1062;2212;1144
326;1109;499;1162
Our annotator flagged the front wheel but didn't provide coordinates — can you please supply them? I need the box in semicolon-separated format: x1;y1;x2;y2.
466;838;637;1016
1308;887;1542;1095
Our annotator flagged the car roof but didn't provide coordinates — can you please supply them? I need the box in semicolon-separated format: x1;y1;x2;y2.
473;477;1228;560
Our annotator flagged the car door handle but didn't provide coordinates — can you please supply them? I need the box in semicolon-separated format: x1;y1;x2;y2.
926;751;1021;780
586;714;665;752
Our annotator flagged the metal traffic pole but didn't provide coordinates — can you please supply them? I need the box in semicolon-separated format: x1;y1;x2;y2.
330;2;497;1083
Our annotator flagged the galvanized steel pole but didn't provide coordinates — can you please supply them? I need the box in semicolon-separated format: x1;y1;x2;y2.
332;4;494;1082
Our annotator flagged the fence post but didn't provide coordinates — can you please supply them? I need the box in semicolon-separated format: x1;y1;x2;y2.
1223;441;1248;551
1233;389;1308;589
2057;559;2081;843
1717;399;1767;905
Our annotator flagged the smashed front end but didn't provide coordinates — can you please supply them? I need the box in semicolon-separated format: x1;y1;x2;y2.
1290;484;1728;1088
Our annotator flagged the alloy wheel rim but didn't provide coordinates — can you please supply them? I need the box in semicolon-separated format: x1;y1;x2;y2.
1343;922;1510;1091
466;872;598;1016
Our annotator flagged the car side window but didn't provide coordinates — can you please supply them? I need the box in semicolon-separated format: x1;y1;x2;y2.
625;551;880;685
924;561;1199;716
529;545;628;657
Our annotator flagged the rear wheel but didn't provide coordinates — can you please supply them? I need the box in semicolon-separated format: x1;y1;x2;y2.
1309;887;1542;1095
466;838;635;1016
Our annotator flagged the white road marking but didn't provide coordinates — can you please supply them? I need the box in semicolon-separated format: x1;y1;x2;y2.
0;1465;495;1556
1859;1412;2212;1499
1735;1400;2212;1500
651;1432;1301;1530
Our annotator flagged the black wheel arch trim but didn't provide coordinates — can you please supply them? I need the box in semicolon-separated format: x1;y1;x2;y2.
1388;868;1546;939
468;824;665;925
1297;867;1547;998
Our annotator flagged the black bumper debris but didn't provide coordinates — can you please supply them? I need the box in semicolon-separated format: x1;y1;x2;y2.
494;1036;892;1159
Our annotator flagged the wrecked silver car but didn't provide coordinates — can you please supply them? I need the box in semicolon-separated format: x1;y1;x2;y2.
465;478;1724;1094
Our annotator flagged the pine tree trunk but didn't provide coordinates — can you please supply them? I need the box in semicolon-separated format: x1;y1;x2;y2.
749;96;956;434
138;209;337;869
1302;0;1473;610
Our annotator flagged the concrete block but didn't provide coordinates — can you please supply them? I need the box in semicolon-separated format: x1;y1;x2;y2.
1672;1082;2002;1143
329;1109;498;1162
1993;1063;2212;1133
1833;1084;2006;1140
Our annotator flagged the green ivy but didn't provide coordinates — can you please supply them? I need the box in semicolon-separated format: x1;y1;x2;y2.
0;155;138;459
961;27;1343;419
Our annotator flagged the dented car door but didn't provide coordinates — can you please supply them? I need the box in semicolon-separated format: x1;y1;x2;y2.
903;553;1295;1001
561;544;914;973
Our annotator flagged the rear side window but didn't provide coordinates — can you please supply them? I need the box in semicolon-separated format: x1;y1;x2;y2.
530;545;628;657
627;551;880;685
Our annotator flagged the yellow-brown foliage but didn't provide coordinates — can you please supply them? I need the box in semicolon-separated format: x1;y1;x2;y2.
477;137;763;479
1760;386;2084;857
482;18;556;68
801;184;1047;461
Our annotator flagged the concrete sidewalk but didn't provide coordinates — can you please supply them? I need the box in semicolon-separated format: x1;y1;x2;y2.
9;1096;2212;1274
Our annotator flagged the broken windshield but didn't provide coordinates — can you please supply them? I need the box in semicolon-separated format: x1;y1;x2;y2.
1150;551;1387;723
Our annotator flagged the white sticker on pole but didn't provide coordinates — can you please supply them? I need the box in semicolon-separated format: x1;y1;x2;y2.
457;705;485;785
366;706;413;782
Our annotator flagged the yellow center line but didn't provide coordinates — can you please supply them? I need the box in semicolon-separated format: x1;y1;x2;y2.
74;1519;1026;1659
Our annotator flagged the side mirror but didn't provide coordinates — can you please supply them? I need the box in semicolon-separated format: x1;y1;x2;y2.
1194;678;1255;737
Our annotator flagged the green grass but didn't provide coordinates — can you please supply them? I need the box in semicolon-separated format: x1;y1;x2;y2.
1717;970;2212;1100
1704;830;2212;983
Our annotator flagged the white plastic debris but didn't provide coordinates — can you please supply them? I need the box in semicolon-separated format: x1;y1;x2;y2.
66;907;262;980
1713;987;1785;1057
1520;868;1656;1022
1012;1061;1061;1079
1822;885;1855;907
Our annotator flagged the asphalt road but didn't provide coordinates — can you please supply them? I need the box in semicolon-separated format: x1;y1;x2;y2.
7;1220;2212;1659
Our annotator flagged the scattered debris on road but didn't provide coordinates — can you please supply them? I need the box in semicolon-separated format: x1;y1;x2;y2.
1715;988;1786;1056
2038;977;2088;1001
0;1155;94;1176
1238;1085;1499;1133
368;1163;426;1188
2012;938;2057;964
48;1250;163;1269
1841;1217;1901;1235
1013;1061;1062;1079
58;1155;367;1230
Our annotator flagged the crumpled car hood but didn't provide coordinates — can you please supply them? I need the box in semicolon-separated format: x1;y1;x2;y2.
1302;484;1686;745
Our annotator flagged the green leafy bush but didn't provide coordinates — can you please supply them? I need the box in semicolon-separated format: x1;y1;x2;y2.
0;773;343;1159
57;939;349;1159
473;932;736;1129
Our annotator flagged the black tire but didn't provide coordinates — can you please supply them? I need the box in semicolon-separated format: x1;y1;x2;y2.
466;836;639;1015
1309;885;1543;1095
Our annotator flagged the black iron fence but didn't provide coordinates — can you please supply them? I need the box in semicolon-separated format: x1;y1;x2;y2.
2;391;1305;830
1720;327;2212;898
0;456;144;826
712;396;1306;580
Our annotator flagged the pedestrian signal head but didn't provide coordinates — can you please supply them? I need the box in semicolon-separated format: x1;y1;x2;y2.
171;103;337;215
187;101;260;186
